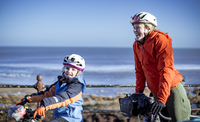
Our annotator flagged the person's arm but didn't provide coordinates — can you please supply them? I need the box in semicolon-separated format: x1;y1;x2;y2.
133;43;146;93
16;82;57;105
155;33;174;104
27;84;56;103
41;78;83;111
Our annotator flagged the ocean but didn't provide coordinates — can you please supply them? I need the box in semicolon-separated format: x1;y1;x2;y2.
0;47;200;97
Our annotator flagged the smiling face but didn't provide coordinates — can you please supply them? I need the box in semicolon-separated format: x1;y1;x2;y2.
133;23;147;42
63;65;79;78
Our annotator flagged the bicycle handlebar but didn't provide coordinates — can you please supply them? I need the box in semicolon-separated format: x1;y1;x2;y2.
158;112;172;121
119;93;172;122
23;108;44;121
150;99;172;121
8;105;44;122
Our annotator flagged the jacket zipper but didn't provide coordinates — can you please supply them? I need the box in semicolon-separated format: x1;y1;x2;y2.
142;46;145;64
68;107;71;115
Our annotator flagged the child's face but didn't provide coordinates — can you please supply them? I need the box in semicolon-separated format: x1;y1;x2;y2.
64;65;79;78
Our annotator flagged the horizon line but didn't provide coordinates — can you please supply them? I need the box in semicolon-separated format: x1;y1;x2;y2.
0;46;200;49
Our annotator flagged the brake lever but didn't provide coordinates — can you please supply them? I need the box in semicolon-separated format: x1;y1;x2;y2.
151;112;172;122
158;112;171;121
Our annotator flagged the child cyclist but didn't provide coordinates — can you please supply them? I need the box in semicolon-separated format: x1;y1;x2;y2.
16;54;86;122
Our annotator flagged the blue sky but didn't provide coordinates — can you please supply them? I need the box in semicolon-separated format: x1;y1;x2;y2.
0;0;200;48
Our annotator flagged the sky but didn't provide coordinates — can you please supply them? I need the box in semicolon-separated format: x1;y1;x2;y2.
0;0;200;48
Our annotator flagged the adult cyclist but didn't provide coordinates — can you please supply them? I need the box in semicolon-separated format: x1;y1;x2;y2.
131;12;191;122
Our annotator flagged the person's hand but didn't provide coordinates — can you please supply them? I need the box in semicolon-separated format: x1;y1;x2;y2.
33;106;46;119
15;98;28;106
151;100;165;117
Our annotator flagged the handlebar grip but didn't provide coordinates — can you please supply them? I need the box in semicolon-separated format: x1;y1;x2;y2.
158;112;172;121
35;113;44;120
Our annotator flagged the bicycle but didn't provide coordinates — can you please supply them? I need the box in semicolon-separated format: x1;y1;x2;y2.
119;92;200;122
8;105;44;122
119;92;172;122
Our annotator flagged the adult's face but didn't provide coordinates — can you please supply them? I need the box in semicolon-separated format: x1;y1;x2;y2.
133;23;146;42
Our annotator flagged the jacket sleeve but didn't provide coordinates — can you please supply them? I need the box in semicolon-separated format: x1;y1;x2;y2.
41;78;83;111
154;33;174;104
27;83;56;103
133;42;146;93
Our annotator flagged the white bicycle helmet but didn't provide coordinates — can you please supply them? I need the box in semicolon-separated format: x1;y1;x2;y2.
63;54;85;71
131;12;157;27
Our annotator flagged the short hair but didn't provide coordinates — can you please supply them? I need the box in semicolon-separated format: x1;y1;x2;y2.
145;23;156;31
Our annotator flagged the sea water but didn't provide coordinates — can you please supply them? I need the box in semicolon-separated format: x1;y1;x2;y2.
0;47;200;97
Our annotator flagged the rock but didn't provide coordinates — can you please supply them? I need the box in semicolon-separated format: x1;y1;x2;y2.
187;93;193;100
192;87;200;94
89;94;97;99
1;88;200;121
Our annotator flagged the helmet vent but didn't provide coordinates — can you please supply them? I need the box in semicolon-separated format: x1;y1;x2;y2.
71;58;75;62
77;64;82;66
140;14;146;19
138;13;142;16
64;57;69;62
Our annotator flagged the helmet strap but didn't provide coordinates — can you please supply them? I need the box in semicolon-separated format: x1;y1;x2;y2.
144;24;149;36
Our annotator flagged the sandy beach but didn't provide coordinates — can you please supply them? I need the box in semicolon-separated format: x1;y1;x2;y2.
0;88;37;94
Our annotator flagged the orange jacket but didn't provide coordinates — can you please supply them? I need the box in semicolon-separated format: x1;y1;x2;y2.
133;30;182;104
